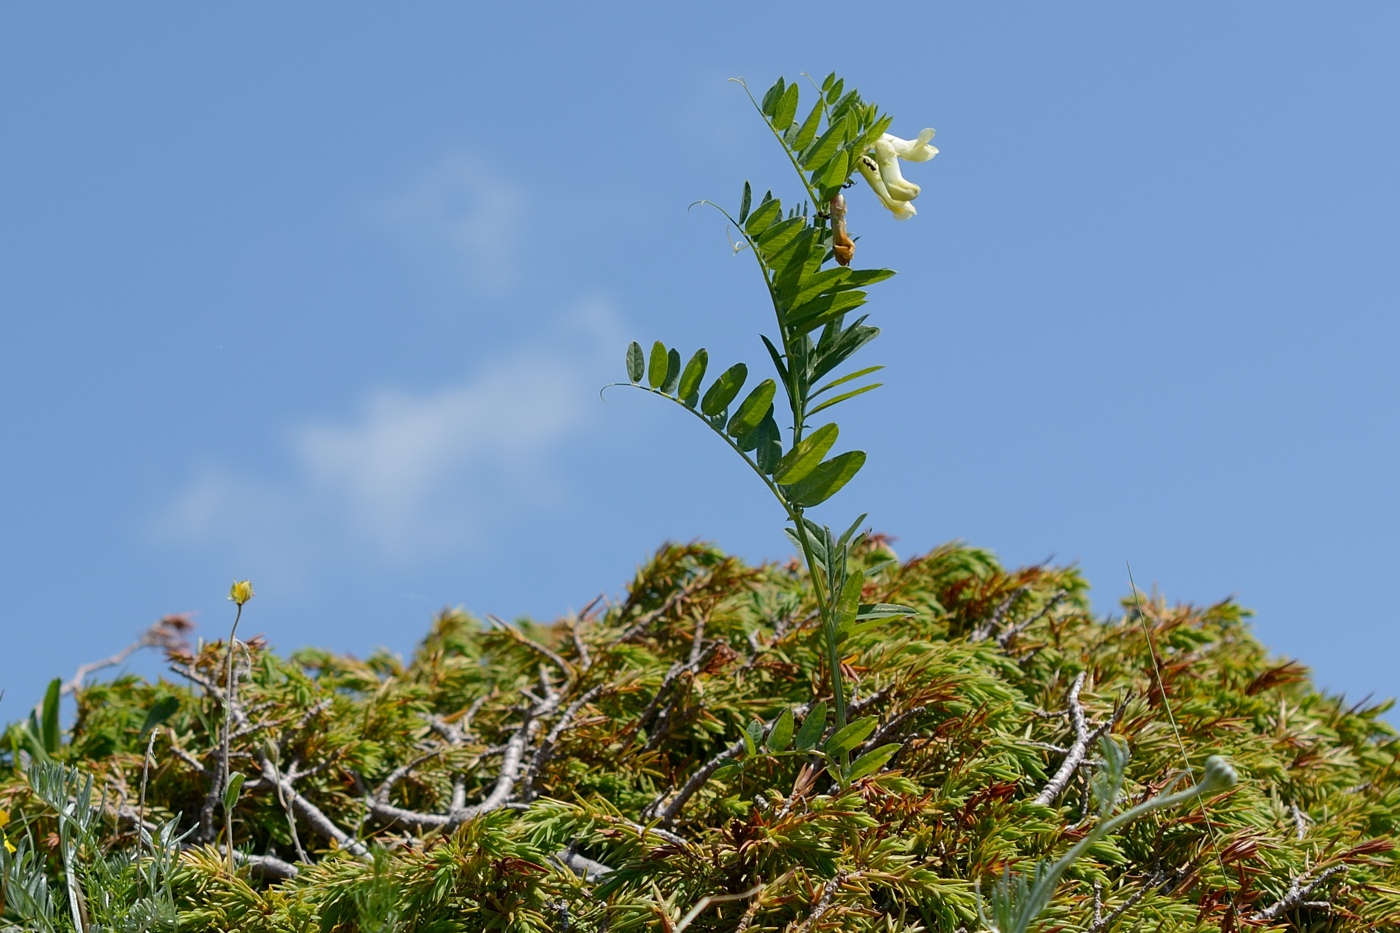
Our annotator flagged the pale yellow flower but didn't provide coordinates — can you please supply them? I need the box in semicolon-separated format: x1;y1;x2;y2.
228;579;255;607
856;129;938;221
856;154;917;220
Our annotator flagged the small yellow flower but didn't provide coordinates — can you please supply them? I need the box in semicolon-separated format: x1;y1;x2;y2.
0;808;14;853
228;579;255;606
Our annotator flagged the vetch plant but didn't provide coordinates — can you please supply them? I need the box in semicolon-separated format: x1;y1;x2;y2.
613;73;937;784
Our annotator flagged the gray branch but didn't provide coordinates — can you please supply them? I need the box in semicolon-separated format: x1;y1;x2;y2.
1033;673;1127;807
1084;868;1165;933
1248;865;1346;923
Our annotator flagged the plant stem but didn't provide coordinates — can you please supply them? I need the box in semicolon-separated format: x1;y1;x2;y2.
222;602;242;873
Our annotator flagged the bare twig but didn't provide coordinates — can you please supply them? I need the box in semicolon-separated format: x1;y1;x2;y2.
1084;868;1165;933
795;871;849;933
1290;802;1312;841
643;703;812;827
551;845;613;882
569;617;593;673
364;686;565;834
490;616;574;680
996;591;1069;649
1033;673;1128;807
1248;865;1346;923
521;684;606;802
57;615;193;697
256;754;370;859
645;689;892;828
968;586;1031;643
234;850;300;882
673;884;764;933
686;612;708;668
618;571;716;642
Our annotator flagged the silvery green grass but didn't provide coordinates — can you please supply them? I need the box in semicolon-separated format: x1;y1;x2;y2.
5;74;1399;933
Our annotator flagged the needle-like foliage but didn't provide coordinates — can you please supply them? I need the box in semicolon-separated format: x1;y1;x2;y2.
2;541;1396;931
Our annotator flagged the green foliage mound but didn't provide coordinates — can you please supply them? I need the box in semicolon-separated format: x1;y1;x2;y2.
3;539;1397;931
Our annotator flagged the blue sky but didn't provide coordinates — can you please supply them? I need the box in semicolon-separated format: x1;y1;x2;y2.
2;4;1397;721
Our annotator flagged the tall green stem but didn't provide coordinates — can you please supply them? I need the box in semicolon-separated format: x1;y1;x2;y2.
221;602;242;872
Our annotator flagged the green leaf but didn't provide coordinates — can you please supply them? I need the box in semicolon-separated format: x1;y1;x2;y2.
726;378;777;439
756;216;805;258
793;99;824;153
813;365;883;399
782;450;866;508
835;570;865;636
802;118;845;174
733;405;773;452
738;181;752;224
772;81;800;133
825;77;845;105
806;382;882;418
677;348;709;405
746;719;765;755
787;288;869;335
661;348;682;395
821;72;836;94
760;77;785;118
625;341;644;384
836;512;867;548
846;743;901;782
823;715;877;758
794;702;828;750
818;148;850;191
744;197;782;236
786;267;851;308
40;677;61;755
784;521;829;572
750;413;782;472
811;318;881;383
223;771;245;812
700;363;748;417
856;603;918;621
139;696;181;737
766;709;794;753
711;762;743;782
772;423;839;485
829;89;860;122
740;723;758;758
759;335;789;386
647;341;668;390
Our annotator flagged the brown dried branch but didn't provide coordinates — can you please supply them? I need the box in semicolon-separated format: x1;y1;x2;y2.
58;615;193;697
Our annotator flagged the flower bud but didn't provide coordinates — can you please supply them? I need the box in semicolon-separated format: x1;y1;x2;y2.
1198;755;1238;795
228;579;255;606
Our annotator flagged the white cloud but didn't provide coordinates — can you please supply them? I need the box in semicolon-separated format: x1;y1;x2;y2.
379;153;526;294
153;300;626;565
